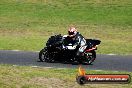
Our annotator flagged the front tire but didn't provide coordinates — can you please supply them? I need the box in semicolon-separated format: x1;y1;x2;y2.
39;48;56;63
39;48;48;62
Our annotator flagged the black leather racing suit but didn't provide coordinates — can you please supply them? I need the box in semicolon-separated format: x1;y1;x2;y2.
68;32;87;57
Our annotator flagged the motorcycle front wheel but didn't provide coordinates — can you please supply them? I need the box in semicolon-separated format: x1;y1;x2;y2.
39;47;56;63
39;48;48;62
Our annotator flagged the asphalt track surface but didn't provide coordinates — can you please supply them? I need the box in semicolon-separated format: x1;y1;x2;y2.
0;50;132;72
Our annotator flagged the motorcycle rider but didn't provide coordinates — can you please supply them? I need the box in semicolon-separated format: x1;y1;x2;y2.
67;27;87;61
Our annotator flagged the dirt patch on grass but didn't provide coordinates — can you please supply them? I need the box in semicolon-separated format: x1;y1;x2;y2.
28;77;88;88
29;77;67;88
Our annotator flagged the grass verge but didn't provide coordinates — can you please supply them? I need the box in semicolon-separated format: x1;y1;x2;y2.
0;0;132;55
0;64;131;88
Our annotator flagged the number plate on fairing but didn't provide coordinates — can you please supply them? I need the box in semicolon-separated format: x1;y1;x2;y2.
66;46;76;50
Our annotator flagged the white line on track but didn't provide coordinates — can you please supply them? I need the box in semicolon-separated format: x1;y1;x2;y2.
31;66;66;69
9;50;40;52
11;50;21;52
34;51;40;52
107;54;116;55
13;65;120;72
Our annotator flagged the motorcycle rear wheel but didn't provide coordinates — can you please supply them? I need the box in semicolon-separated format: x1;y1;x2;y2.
83;50;96;65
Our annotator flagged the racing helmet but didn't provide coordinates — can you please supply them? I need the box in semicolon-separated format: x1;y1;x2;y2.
68;27;77;37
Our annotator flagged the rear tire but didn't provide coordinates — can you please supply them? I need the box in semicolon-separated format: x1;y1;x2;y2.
83;50;96;65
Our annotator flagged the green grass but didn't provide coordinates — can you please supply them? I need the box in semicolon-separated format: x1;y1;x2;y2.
0;1;131;87
0;64;131;88
0;0;132;27
0;0;132;55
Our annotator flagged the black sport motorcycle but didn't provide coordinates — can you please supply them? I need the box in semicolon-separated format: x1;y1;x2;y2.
39;34;101;64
